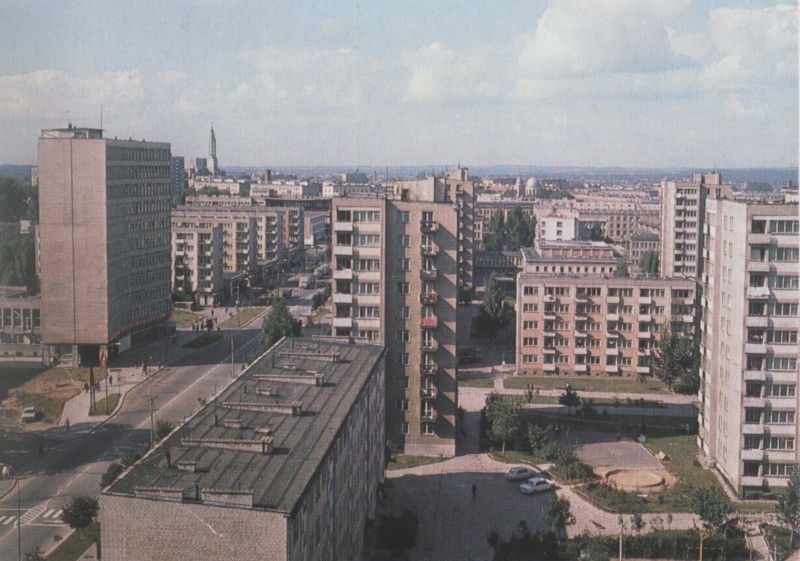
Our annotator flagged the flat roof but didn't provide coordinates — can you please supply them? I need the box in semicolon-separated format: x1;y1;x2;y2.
106;338;385;514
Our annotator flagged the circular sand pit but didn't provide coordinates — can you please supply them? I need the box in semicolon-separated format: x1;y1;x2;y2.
605;469;665;493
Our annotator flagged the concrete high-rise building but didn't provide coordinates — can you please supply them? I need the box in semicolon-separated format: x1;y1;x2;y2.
169;156;186;207
660;173;731;279
698;197;799;498
208;125;219;176
330;168;474;456
38;126;172;365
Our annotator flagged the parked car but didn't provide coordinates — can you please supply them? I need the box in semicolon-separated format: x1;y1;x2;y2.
505;466;537;482
21;407;40;423
519;477;555;494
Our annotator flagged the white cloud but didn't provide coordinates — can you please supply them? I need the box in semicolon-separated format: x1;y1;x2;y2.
724;94;770;119
518;0;692;78
403;43;494;103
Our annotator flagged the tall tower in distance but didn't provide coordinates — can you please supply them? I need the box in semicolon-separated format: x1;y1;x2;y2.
38;126;173;367
208;124;219;176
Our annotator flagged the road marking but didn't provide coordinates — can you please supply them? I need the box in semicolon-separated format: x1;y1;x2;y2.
43;509;56;519
20;504;46;525
1;516;15;525
0;516;7;524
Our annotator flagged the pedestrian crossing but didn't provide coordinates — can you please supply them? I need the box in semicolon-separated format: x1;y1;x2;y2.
0;507;63;527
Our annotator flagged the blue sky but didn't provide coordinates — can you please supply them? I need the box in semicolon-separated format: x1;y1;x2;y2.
0;0;796;168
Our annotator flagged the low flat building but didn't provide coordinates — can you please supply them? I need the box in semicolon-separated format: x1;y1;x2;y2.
101;338;386;561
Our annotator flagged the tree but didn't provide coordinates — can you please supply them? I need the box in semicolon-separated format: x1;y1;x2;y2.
23;546;46;561
639;250;660;277
485;394;522;454
613;259;630;278
526;423;548;457
155;419;175;441
100;463;124;488
0;234;36;288
558;386;580;416
653;330;699;392
477;272;506;340
256;298;299;354
61;495;99;537
777;469;800;547
458;282;475;305
692;486;732;532
0;177;30;222
506;207;535;249
589;222;604;241
485;211;507;251
543;496;575;535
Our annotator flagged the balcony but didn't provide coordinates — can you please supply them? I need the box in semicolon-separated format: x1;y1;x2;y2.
607;296;621;304
543;363;556;372
636;366;651;375
544;313;557;321
606;331;619;339
421;340;439;353
420;293;438;306
742;423;765;435
744;369;767;381
420;245;439;257
575;294;588;303
747;286;770;299
543;330;556;338
420;317;439;329
574;330;587;338
744;343;767;355
748;261;771;273
420;387;438;400
749;233;773;245
680;314;694;323
420;410;438;423
574;314;588;322
741;448;766;462
333;268;353;280
606;348;619;356
543;347;556;355
639;296;652;305
638;331;652;340
766;423;797;437
332;317;352;328
333;293;352;304
333;221;354;232
543;294;557;303
606;313;620;322
333;245;353;257
420;221;439;234
605;365;620;374
638;314;652;323
420;363;438;376
574;347;587;355
420;269;438;282
574;364;588;373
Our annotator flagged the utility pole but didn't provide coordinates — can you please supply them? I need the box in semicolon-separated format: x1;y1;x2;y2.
16;471;21;561
618;514;624;561
145;394;157;448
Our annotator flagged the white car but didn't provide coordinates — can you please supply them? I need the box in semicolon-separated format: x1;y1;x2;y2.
21;407;39;423
519;477;555;494
505;466;537;482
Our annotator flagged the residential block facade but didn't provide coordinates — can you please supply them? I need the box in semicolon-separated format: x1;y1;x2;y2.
330;168;474;456
698;198;799;498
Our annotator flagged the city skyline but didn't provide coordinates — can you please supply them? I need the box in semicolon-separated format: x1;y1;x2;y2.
0;0;797;169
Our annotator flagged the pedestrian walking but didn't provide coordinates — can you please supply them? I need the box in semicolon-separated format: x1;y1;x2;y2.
471;483;477;500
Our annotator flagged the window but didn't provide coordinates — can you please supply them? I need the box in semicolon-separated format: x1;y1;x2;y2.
396;306;410;319
398;422;409;435
396;399;409;411
398;211;410;224
355;258;380;271
355;306;380;318
768;410;795;424
766;463;796;476
743;436;761;450
768;331;798;344
522;337;538;347
396;330;410;342
744;409;762;424
396;233;410;247
771;247;799;262
556;355;570;364
556;321;570;331
421;423;435;435
767;384;796;397
770;276;799;289
769;220;799;234
743;462;760;476
768;357;797;371
523;321;538;330
522;303;538;312
356;330;380;342
356;234;380;246
354;210;380;222
522;354;537;364
396;282;410;294
396;353;410;366
772;303;799;316
767;437;795;450
523;286;538;296
356;282;380;294
396;257;411;271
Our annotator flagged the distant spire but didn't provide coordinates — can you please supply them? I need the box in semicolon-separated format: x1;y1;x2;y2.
209;124;217;159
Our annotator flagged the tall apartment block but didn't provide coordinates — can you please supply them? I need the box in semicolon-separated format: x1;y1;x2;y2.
169;156;186;206
101;338;386;561
660;173;731;278
698;197;799;498
171;225;224;306
330;168;474;456
38;127;172;364
515;241;696;377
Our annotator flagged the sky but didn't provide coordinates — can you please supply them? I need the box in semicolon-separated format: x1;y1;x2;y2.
0;0;797;169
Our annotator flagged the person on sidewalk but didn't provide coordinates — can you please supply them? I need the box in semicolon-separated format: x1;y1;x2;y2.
471;483;477;500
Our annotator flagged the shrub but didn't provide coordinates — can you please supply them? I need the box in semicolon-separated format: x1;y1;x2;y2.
100;463;123;488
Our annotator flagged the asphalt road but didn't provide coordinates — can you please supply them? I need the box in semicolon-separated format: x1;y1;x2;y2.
0;322;265;559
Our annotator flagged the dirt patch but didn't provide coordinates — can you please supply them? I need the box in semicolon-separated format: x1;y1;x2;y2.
1;367;106;425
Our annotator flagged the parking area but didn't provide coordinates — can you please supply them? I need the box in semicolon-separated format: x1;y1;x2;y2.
373;456;554;561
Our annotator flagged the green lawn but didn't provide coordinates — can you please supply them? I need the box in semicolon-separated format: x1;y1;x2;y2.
46;521;99;561
459;377;494;388
386;455;447;471
762;524;794;559
505;375;670;394
219;307;266;329
171;309;204;329
90;393;121;416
